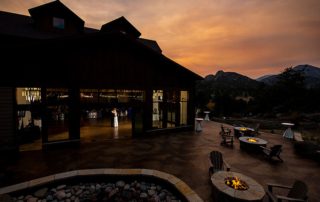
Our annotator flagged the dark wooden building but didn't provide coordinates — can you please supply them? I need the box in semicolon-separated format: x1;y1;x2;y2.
0;0;202;154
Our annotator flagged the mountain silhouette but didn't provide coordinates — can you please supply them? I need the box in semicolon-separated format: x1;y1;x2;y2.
257;64;320;88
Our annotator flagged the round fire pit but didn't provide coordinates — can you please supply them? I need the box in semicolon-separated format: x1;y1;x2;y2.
239;136;268;152
211;171;265;202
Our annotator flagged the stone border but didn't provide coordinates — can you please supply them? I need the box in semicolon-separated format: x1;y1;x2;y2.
0;169;203;202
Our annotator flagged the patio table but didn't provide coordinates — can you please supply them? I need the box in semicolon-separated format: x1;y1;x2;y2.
282;122;294;139
195;118;204;132
204;111;210;121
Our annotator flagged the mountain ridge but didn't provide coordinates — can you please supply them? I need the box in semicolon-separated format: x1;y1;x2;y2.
257;64;320;88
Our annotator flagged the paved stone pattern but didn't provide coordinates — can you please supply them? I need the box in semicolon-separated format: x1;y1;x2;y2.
2;121;320;202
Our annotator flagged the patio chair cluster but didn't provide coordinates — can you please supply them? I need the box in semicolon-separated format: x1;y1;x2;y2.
208;150;309;202
219;123;284;162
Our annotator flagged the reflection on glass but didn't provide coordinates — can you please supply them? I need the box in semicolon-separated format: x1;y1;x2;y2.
47;88;69;141
152;90;163;128
16;87;42;150
180;91;188;125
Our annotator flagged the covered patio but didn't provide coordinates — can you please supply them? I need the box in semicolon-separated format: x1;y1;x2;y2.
1;121;320;201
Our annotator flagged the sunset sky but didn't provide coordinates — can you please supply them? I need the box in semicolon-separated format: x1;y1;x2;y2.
1;0;320;79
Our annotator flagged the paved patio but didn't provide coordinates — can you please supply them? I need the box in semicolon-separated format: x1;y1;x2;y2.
2;121;320;201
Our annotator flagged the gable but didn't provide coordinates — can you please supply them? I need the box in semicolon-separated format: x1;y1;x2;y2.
28;0;84;34
100;16;141;38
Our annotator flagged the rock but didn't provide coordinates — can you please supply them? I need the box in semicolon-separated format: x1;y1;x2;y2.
108;188;118;198
55;190;66;200
65;199;71;202
156;185;162;191
148;189;156;196
34;187;48;198
27;197;38;202
65;192;71;198
140;184;147;191
46;195;53;201
25;195;33;200
41;199;46;202
124;184;130;190
116;180;125;188
140;192;148;198
75;189;82;196
151;195;161;202
122;190;131;199
96;183;101;189
104;186;113;193
159;192;167;200
18;195;24;200
56;185;66;190
89;185;95;192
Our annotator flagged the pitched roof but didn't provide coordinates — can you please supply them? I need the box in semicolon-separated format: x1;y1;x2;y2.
100;16;141;38
28;0;84;25
137;38;162;53
0;10;98;39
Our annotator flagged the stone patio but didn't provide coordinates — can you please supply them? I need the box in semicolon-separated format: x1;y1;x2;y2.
1;121;320;201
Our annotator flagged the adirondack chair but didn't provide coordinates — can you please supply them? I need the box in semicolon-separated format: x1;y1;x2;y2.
266;180;308;202
219;125;234;146
209;151;230;176
260;144;283;162
251;123;260;136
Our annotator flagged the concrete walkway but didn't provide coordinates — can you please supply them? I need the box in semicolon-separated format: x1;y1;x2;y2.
2;121;320;201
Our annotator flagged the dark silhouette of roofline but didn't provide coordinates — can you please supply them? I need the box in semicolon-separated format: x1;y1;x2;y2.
28;0;84;24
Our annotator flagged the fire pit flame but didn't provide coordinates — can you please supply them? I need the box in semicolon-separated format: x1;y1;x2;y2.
225;177;249;190
247;138;258;143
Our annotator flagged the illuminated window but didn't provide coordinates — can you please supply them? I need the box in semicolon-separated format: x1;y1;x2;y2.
53;17;65;29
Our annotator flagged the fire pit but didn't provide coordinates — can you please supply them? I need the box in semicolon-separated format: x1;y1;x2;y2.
0;169;203;202
211;171;265;202
247;138;258;143
239;136;268;152
225;177;249;191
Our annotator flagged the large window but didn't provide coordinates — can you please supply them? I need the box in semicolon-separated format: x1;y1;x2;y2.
180;91;188;125
16;87;42;149
46;88;69;141
152;90;163;128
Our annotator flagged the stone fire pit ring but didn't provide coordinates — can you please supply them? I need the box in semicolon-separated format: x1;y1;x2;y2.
0;168;203;202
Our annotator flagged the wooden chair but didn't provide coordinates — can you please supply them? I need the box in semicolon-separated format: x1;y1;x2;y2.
260;144;283;162
266;180;308;202
220;125;234;146
209;151;230;176
251;123;260;136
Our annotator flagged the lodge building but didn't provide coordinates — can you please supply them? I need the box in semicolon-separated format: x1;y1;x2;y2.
0;0;202;154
